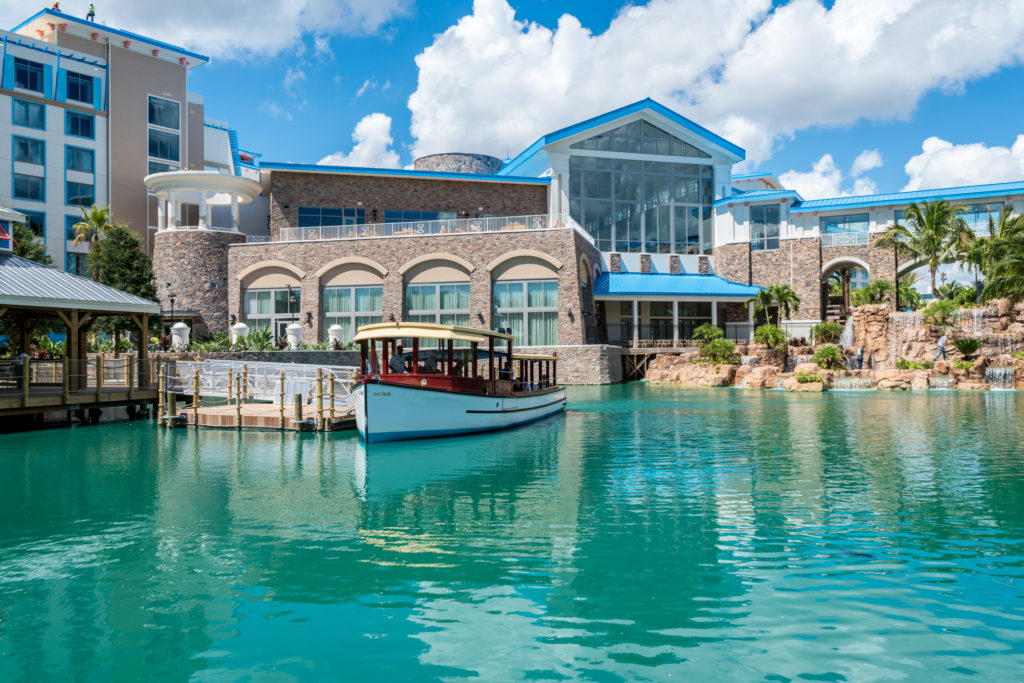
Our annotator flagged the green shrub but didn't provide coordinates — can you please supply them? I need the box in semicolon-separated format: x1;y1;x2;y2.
952;358;975;371
951;337;983;358
895;358;934;370
796;370;823;384
811;321;844;344
812;343;845;370
692;323;724;344
1012;350;1024;361
850;279;895;306
695;338;739;365
753;324;787;350
922;299;959;327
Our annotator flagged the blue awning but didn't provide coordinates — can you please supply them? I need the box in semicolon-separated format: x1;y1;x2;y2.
593;272;760;298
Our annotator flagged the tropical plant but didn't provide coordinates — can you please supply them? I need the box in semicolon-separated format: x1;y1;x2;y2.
72;205;113;280
850;279;895;306
812;343;845;370
753;323;787;350
12;222;53;266
962;205;1024;283
895;358;933;370
1013;350;1024;361
874;200;974;298
810;321;844;344
937;282;978;307
748;284;801;327
796;370;823;384
982;229;1024;304
88;223;159;355
692;322;724;344
827;278;842;297
951;337;983;359
696;338;739;365
922;299;959;327
788;337;808;347
895;272;924;311
952;358;975;371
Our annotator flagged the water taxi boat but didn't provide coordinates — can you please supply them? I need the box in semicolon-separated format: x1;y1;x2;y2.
352;322;566;443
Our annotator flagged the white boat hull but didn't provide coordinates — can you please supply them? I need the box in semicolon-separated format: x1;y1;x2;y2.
354;382;566;443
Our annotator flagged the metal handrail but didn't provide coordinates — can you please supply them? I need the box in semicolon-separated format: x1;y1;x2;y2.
164;360;359;405
278;214;581;243
821;231;869;247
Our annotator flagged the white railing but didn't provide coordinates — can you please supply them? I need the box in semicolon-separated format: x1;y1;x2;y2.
278;214;578;243
821;232;869;247
246;235;271;243
159;225;239;233
164;360;359;405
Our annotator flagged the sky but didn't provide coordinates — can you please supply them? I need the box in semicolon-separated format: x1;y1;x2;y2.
15;0;1024;200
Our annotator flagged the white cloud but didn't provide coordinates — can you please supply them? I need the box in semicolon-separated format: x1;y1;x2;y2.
6;0;411;59
851;149;882;176
318;113;401;168
407;0;1024;164
260;100;292;120
356;79;377;98
902;135;1024;191
314;35;334;58
283;67;306;93
778;152;878;199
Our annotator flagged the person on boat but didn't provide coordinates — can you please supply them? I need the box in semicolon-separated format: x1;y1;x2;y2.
388;344;407;373
498;362;510;381
422;351;438;374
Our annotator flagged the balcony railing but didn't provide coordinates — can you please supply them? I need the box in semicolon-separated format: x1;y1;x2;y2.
821;231;869;247
246;235;271;243
604;321;753;348
278;214;580;243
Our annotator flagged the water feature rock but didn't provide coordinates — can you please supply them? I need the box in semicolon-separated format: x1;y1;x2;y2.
784;377;825;392
645;351;700;382
873;370;912;391
793;362;820;375
957;381;991;391
647;356;736;386
933;360;951;375
741;366;779;389
755;348;786;369
733;365;752;385
911;372;930;390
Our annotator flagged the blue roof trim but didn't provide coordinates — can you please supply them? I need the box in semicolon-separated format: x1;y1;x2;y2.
790;179;1024;214
11;10;210;63
499;98;745;176
593;272;761;298
261;162;551;184
731;171;774;180
714;189;803;207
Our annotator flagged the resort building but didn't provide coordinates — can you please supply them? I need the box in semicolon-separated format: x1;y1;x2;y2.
0;9;258;275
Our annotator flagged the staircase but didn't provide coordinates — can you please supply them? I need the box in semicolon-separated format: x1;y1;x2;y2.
825;304;847;324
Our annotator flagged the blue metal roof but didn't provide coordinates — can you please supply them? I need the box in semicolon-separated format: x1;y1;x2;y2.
499;98;745;176
790;180;1024;214
261;162;551;185
714;189;803;207
593;272;760;298
11;9;210;64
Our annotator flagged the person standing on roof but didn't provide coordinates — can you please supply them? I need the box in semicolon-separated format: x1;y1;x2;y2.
87;4;96;21
51;2;60;11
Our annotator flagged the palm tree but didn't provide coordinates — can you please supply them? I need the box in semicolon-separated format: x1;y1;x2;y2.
982;231;1024;303
72;205;112;280
748;283;802;327
874;200;974;299
967;205;1024;282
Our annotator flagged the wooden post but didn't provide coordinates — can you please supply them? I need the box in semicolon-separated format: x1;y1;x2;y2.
242;364;249;403
553;359;557;386
448;340;454;376
279;371;285;430
294;394;304;423
488;337;494;381
412;337;419;373
227;368;234;405
96;355;104;400
21;358;29;407
157;363;165;425
168;391;177;422
127;355;135;399
471;342;478;379
235;375;242;428
192;368;200;425
329;373;336;425
62;357;70;405
316;368;324;431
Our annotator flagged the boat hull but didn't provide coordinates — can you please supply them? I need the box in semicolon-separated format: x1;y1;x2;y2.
354;382;566;443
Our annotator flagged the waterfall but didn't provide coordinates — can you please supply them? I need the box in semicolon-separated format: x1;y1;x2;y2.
963;307;987;336
741;356;758;368
831;377;874;391
888;311;923;364
838;318;854;347
785;355;814;373
928;376;953;390
984;366;1015;390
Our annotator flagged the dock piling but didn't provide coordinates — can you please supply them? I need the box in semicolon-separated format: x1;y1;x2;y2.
157;364;165;426
192;369;200;425
294;394;303;423
235;375;242;428
316;369;324;431
279;371;285;430
95;356;103;400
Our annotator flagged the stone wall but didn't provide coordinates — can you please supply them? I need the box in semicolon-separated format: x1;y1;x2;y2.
713;242;750;285
750;238;821;320
153;230;245;335
518;344;623;384
413;153;504;175
268;171;548;240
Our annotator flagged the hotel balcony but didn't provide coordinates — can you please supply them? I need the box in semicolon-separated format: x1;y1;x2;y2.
275;214;589;243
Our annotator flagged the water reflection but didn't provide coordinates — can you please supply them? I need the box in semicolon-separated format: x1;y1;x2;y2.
1;387;1023;679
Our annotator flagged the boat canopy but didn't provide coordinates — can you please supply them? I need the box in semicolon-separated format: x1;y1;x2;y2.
513;352;557;361
352;321;514;344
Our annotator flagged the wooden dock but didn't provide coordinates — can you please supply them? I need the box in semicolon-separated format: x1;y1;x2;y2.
172;402;356;432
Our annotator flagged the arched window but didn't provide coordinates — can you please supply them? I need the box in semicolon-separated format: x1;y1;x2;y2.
320;262;385;343
491;254;559;346
402;258;472;326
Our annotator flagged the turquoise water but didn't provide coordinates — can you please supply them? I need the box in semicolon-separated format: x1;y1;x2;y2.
2;384;1024;680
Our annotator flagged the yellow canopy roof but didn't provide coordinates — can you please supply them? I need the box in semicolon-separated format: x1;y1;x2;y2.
352;321;513;344
513;352;558;361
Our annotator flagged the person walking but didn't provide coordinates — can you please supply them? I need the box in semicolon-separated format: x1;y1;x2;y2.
934;332;948;362
87;4;95;21
856;346;865;370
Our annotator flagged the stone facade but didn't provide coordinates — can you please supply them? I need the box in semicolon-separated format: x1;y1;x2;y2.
713;242;750;285
227;227;602;346
268;171;548;240
413;153;504;175
153;230;245;335
519;344;623;384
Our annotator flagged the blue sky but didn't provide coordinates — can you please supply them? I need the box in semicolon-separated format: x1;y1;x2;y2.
16;0;1024;199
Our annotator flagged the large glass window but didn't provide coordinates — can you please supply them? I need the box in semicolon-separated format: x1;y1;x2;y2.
14;58;44;93
65;146;95;173
750;204;780;251
406;283;470;326
13;136;44;165
821;214;869;233
382;210;457;223
66;111;94;139
20;211;45;237
65;252;89;276
66;181;94;207
148;129;180;162
570;120;712;158
13;173;44;201
569;156;714;253
493;280;558;346
66;215;80;240
148;96;180;129
297;207;366;227
13;99;45;129
322;285;383;344
243;288;301;338
66;72;94;104
958;203;1002;236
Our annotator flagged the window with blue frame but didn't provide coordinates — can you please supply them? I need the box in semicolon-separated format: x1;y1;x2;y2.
13;99;45;129
382;210;457;223
750;204;780;251
14;57;44;92
66;111;95;139
297;207;365;227
66;215;80;240
14;174;44;201
66;72;94;104
65;146;95;173
19;211;45;237
65;252;89;276
820;214;869;233
66;181;94;207
13;136;44;165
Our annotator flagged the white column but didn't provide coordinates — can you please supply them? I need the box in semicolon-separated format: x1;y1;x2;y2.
198;193;208;229
711;300;719;328
230;194;240;231
156;194;166;230
549;153;570;219
672;300;679;347
747;301;755;341
632;299;639;347
171;194;181;228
